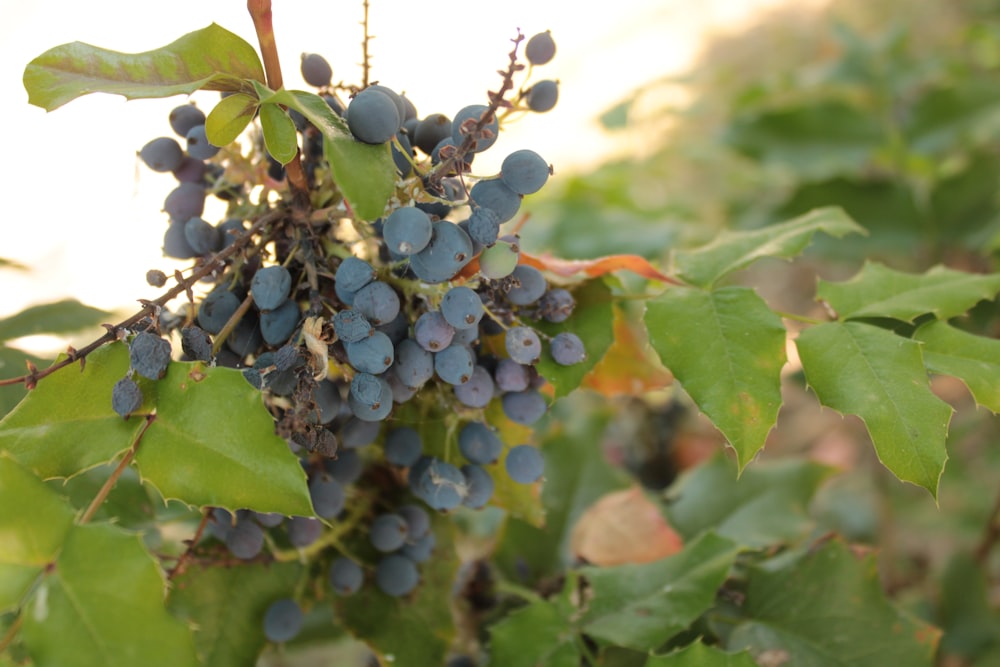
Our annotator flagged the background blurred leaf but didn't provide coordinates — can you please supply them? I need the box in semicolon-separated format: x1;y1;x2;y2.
665;454;833;547
170;561;304;667
728;540;940;666
0;299;110;343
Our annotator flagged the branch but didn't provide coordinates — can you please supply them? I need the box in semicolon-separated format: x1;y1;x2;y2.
0;208;286;389
426;29;525;189
79;413;156;524
247;0;311;206
360;0;372;88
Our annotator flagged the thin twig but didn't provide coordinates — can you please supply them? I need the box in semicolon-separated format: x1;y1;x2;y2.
80;413;156;525
0;209;285;389
426;30;525;188
166;510;211;581
0;615;22;654
360;0;372;88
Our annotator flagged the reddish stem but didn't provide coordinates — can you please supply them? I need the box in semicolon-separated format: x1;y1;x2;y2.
247;0;311;205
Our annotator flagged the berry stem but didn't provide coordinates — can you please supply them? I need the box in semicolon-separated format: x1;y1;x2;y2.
80;413;156;525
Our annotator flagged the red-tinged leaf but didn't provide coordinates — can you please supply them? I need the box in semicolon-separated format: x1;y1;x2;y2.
520;251;680;283
581;305;673;396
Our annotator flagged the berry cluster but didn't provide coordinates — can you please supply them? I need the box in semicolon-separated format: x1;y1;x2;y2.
124;29;574;616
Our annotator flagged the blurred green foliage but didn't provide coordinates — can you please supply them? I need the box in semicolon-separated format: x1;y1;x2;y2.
529;0;1000;271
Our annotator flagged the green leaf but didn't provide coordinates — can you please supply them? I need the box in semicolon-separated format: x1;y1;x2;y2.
725;101;884;179
646;642;760;666
134;361;311;515
937;553;1000;660
24;24;264;111
0;299;110;343
665;454;833;547
204;92;258;147
322;133;395;221
0;455;75;612
796;322;951;497
915;321;1000;413
645;287;786;470
338;518;459;666
906;82;1000;155
0;346;47;419
672;207;865;288
818;263;1000;322
0;344;311;514
259;103;298;165
581;533;741;651
265;89;395;221
729;540;940;666
535;279;617;398
489;572;583;667
169;561;304;667
21;522;198;667
0;345;145;479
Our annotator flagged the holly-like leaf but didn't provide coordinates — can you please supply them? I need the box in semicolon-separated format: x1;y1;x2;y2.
729;539;940;666
664;454;833;547
0;345;147;479
0;455;75;612
134;361;312;515
338;517;459;666
646;641;760;666
645;286;786;470
21;522;198;667
205;92;258;147
915;320;1000;413
535;279;617;398
488;572;583;667
672;207;865;288
580;532;741;651
818;262;1000;322
259;103;298;165
0;299;110;343
24;24;264;111
264;89;394;221
796;322;951;497
169;561;304;667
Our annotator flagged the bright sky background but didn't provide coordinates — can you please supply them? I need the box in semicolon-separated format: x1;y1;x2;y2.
0;0;811;341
